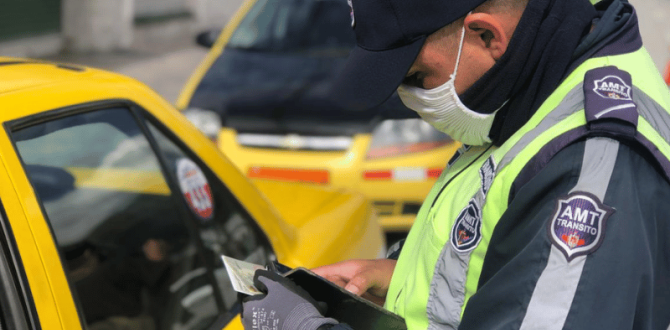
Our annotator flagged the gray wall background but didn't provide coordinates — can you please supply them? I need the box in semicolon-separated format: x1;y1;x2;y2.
0;0;245;56
1;0;669;70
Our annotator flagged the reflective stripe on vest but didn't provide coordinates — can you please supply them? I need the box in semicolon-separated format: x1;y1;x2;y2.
519;137;620;330
385;47;670;329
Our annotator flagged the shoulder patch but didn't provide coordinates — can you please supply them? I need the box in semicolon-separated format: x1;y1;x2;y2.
547;192;614;261
451;200;482;252
584;66;638;127
479;156;496;195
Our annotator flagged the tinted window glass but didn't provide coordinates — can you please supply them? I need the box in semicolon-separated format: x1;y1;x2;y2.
13;108;225;330
227;0;355;53
144;119;274;314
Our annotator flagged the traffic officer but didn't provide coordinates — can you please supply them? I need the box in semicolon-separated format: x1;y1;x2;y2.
241;0;670;329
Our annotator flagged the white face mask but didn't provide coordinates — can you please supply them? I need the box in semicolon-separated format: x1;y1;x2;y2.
397;26;498;146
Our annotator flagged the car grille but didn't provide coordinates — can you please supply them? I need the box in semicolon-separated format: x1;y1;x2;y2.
237;133;352;151
373;201;422;216
373;201;396;216
401;202;422;215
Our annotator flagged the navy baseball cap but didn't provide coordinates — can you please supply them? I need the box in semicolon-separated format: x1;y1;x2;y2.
331;0;487;111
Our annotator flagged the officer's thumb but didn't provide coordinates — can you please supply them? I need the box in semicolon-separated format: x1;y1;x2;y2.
344;276;368;296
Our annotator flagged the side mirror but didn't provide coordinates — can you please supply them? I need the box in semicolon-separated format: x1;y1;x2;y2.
195;29;222;48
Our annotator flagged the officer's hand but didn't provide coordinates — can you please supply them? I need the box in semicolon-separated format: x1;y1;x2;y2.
241;269;338;330
312;259;396;306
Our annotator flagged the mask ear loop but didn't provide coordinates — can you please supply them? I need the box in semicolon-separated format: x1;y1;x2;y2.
451;16;469;79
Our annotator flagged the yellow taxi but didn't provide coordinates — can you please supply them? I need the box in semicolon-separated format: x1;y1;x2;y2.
0;57;384;330
177;0;461;232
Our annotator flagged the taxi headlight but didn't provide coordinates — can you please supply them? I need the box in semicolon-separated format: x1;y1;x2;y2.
183;108;222;142
366;119;453;159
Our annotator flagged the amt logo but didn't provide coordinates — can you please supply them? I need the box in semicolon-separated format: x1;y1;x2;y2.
593;75;632;100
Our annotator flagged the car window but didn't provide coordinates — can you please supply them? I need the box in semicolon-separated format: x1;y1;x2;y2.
11;107;231;330
227;0;355;53
142;117;275;312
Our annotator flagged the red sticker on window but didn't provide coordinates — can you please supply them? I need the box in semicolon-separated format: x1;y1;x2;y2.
177;158;214;221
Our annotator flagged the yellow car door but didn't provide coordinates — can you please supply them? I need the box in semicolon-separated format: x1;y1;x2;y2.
0;131;81;329
0;60;384;330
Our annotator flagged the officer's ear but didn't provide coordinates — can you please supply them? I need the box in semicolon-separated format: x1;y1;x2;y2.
463;13;510;61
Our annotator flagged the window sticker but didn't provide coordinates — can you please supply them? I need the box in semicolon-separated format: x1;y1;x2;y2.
176;158;214;221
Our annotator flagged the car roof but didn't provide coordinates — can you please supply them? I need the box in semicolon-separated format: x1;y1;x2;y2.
1;56;140;93
0;57;159;119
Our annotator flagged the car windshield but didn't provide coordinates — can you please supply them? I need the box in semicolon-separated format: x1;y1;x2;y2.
227;0;355;54
188;0;414;134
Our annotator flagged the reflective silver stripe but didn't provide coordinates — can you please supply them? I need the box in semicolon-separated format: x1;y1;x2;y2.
425;193;483;330
499;84;584;171
594;102;636;119
426;196;482;330
426;157;495;330
519;250;587;330
569;138;619;199
499;85;670;173
634;87;670;143
520;138;619;330
427;246;469;330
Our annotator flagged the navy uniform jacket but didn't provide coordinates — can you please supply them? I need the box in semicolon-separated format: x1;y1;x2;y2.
321;0;670;329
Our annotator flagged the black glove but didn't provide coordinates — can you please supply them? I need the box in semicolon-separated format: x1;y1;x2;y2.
241;269;339;330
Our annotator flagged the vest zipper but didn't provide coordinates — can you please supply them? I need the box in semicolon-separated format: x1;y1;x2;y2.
429;144;494;208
